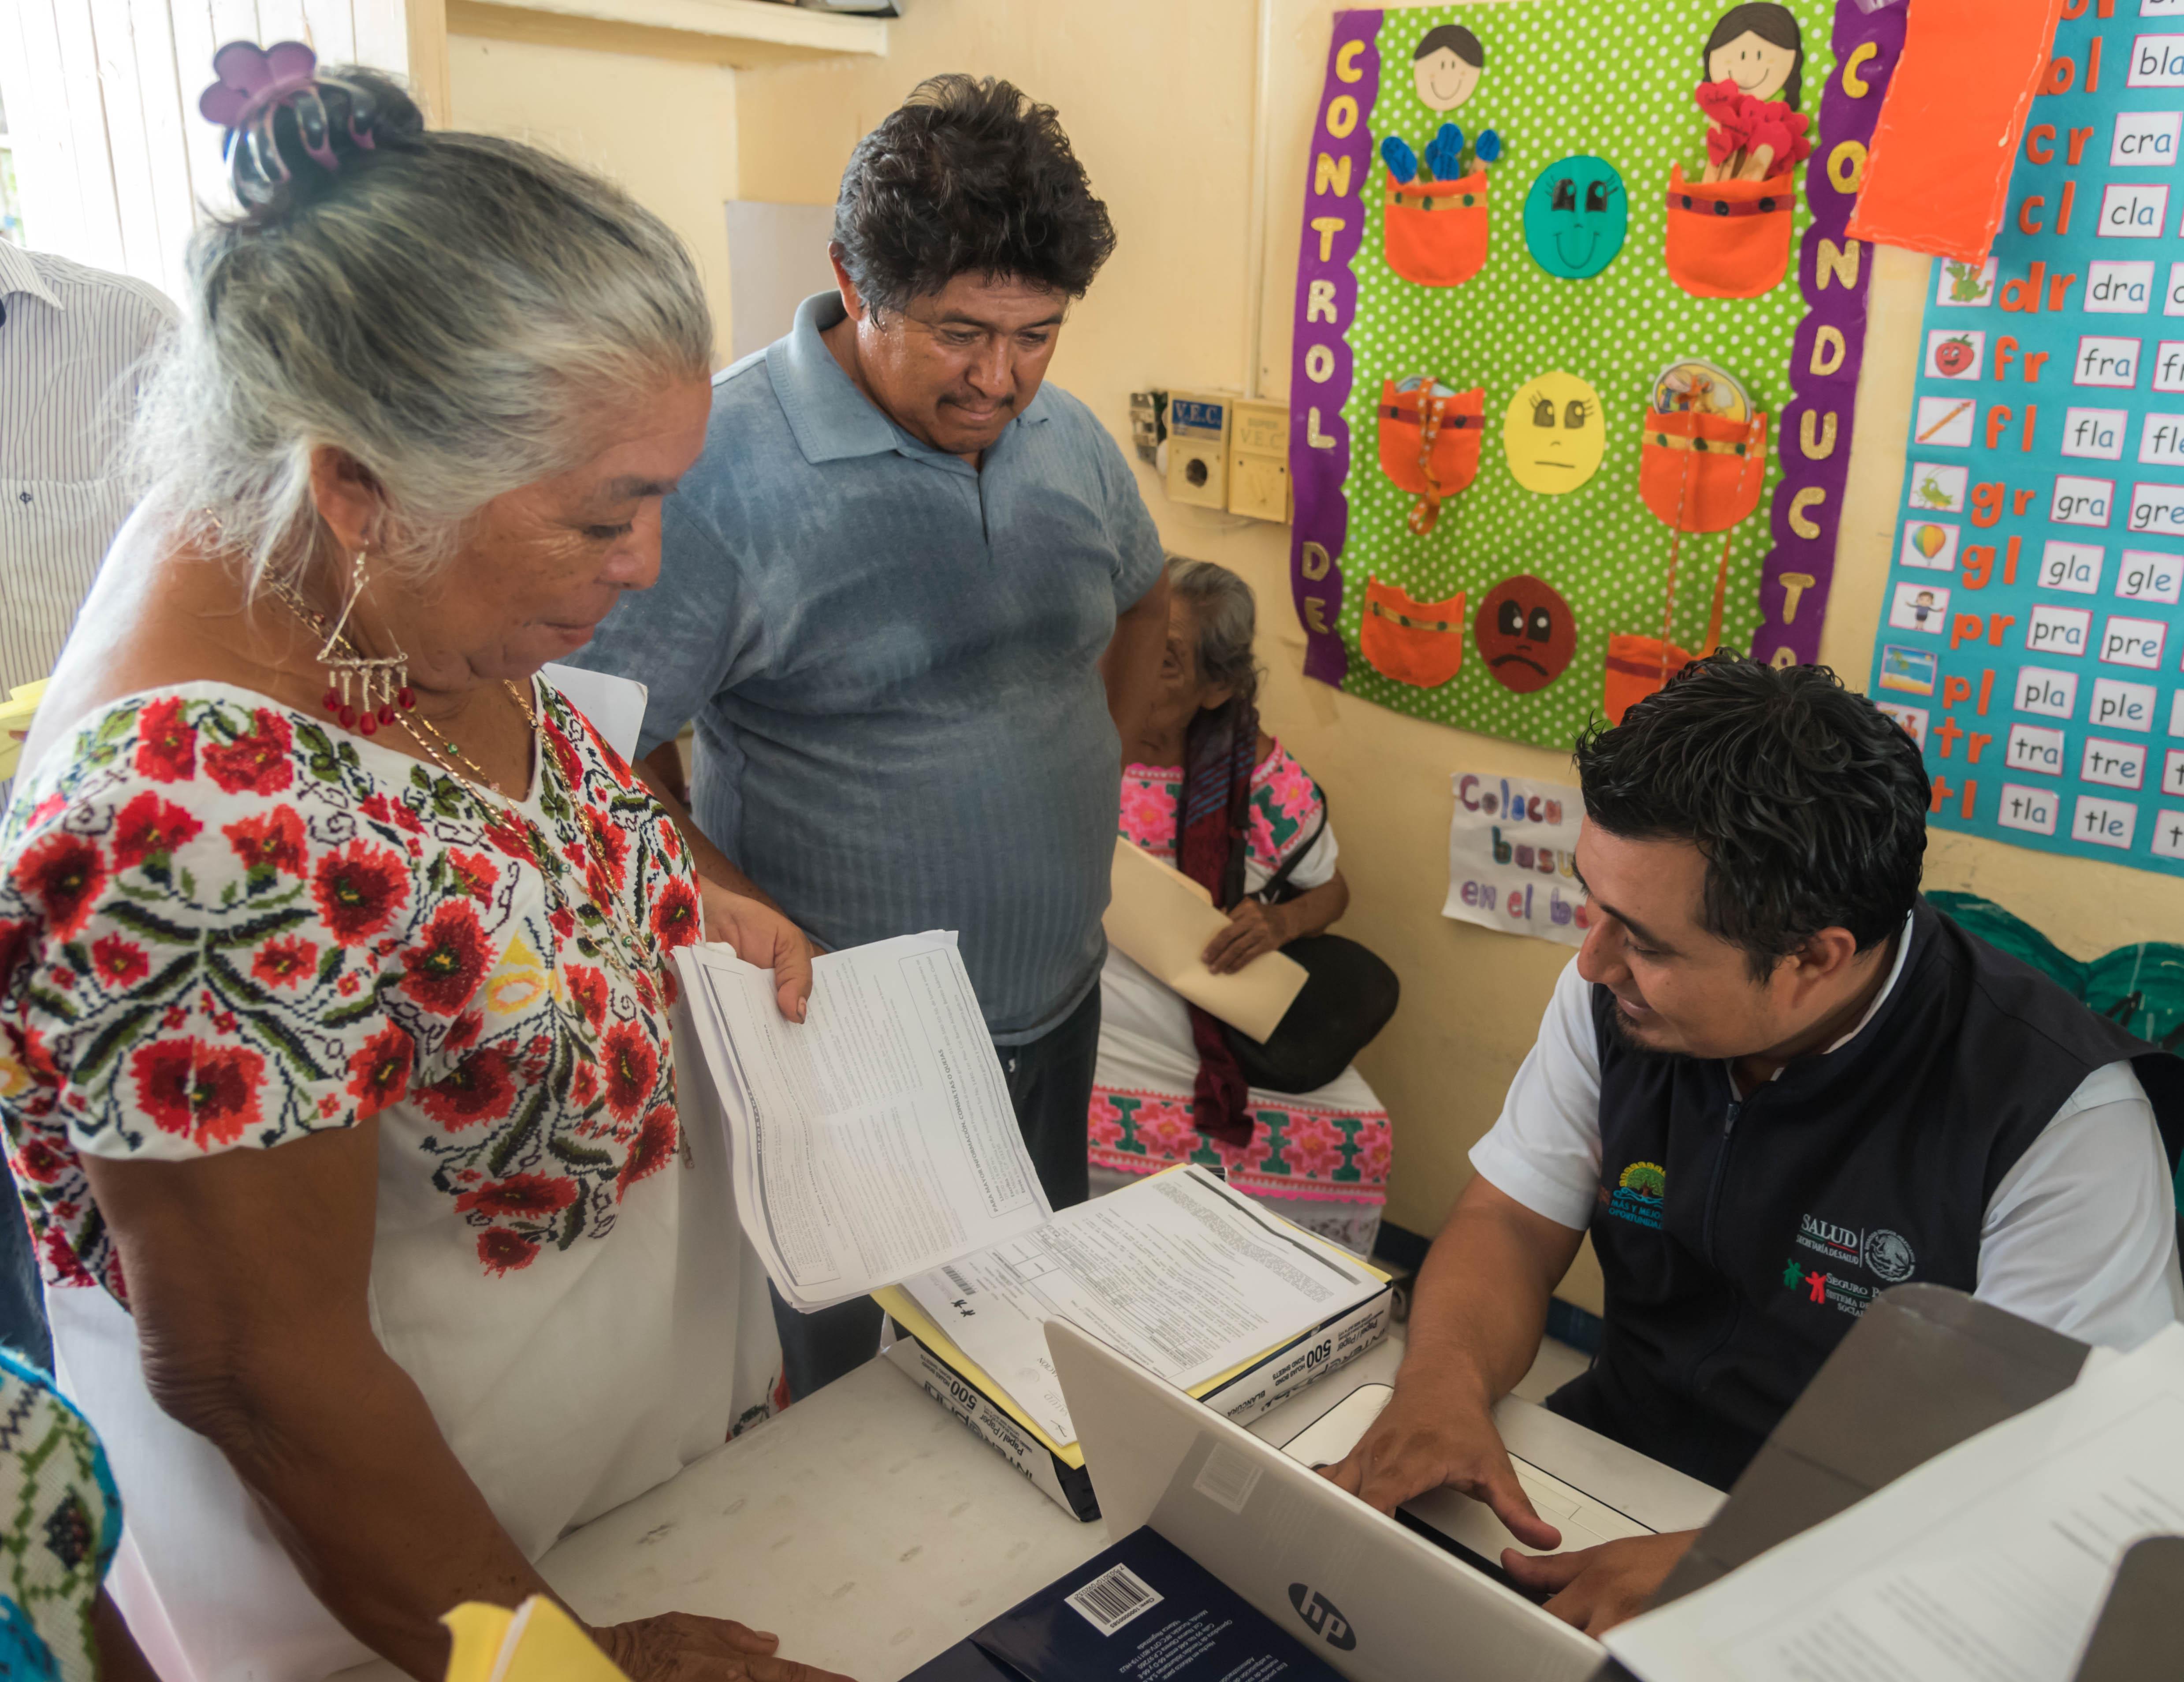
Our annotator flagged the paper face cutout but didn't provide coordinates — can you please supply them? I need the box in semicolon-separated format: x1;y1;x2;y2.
1702;4;1803;108
1503;371;1606;492
1708;30;1797;103
1522;156;1628;279
1413;23;1484;112
1474;574;1577;693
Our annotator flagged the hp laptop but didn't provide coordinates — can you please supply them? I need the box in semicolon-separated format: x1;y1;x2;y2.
1051;1319;1635;1681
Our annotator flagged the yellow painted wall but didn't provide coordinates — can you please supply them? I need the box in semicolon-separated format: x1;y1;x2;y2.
731;0;2184;1306
446;33;739;363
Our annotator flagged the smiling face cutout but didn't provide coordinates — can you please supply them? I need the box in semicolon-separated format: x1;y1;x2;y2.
1412;24;1484;112
1414;48;1481;112
1708;30;1797;102
1503;370;1606;492
1522;156;1627;279
1474;574;1576;693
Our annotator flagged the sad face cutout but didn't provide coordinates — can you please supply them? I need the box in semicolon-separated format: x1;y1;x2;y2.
1474;575;1577;693
1522;156;1627;279
1503;370;1606;493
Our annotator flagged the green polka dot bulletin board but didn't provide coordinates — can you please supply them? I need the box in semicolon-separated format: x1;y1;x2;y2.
1287;0;1900;748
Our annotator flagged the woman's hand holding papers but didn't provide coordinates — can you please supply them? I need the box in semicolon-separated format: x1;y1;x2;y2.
592;1611;856;1682
1501;1530;1699;1636
698;880;815;1021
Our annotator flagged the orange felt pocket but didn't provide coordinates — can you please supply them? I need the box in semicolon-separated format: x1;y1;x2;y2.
1384;171;1490;287
1361;577;1467;689
1377;380;1485;534
1603;633;1697;726
1638;410;1769;532
1663;166;1795;300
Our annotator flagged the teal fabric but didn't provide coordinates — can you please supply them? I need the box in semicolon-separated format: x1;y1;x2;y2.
0;1347;122;1682
1927;891;2184;1208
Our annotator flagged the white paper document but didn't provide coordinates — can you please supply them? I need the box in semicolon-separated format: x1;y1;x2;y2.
674;932;1052;1311
1604;1322;2184;1682
540;662;648;763
902;1165;1383;1445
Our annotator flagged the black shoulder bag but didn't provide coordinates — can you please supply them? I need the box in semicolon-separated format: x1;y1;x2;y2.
1217;809;1400;1094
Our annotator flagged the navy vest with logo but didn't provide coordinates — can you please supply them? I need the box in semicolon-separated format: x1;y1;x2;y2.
1549;897;2184;1491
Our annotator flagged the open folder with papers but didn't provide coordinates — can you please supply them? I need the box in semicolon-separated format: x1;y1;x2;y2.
674;932;1053;1311
900;1164;1386;1448
1603;1321;2184;1682
1102;837;1306;1042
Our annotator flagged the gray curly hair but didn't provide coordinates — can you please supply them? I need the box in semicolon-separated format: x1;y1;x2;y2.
132;65;713;591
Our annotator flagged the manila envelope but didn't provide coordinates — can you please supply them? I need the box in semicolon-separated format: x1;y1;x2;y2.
1102;837;1306;1043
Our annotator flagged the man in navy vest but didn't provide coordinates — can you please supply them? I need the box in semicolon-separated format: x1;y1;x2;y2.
1329;653;2183;1634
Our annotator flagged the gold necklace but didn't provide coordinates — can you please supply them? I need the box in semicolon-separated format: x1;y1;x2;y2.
268;579;662;989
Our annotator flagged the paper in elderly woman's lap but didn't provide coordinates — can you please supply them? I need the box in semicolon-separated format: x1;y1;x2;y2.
1090;743;1392;1262
0;679;780;1682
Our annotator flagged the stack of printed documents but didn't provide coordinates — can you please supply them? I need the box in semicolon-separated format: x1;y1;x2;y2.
672;933;1392;1515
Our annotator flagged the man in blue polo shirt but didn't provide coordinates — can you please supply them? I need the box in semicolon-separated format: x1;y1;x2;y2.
569;74;1169;1394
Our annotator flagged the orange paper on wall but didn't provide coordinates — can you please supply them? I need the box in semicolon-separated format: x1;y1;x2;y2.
1845;0;2066;262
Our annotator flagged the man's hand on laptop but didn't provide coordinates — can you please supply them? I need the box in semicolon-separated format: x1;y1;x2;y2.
1500;1530;1698;1636
1319;1363;1562;1550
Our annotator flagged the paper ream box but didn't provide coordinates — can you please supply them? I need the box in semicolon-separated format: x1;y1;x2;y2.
875;1248;1393;1522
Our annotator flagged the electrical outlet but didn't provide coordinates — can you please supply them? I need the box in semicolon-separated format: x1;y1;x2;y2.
1130;390;1166;465
1165;391;1232;509
1228;398;1290;522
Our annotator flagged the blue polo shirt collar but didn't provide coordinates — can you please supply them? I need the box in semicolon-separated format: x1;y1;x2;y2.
767;290;1054;468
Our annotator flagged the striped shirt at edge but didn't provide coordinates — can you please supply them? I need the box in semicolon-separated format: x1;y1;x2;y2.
0;242;176;700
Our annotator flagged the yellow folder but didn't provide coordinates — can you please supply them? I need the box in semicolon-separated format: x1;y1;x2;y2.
443;1596;628;1682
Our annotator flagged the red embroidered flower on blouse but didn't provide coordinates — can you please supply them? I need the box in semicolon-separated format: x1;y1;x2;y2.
579;808;629;893
224;806;307;876
42;1227;97;1288
400;901;494;1015
650;878;699;949
565;964;609;1031
346;1023;415;1119
131;1039;266;1148
599;1020;657;1122
13;1138;67;1185
417;1045;517;1129
477;1227;540;1276
134;697;197;783
201;709;294;796
313;841;411;945
446;850;499;904
14;834;107;940
112;792;204;871
618;1105;678;1199
457;1173;580;1219
90;934;149;987
251;935;317;990
480;812;536;865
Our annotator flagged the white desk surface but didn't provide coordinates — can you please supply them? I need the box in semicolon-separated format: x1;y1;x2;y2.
334;1336;1691;1682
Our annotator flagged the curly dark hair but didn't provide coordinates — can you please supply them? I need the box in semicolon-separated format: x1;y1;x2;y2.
832;74;1117;316
1574;652;1928;980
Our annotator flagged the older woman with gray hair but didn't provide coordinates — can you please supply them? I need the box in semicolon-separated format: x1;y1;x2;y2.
1093;558;1394;1256
0;48;836;1682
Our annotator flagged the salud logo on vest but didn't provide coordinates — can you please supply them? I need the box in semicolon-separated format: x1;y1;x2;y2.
1794;1211;1917;1284
1603;1161;1666;1229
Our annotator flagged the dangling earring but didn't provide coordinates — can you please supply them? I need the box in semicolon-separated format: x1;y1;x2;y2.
310;543;414;737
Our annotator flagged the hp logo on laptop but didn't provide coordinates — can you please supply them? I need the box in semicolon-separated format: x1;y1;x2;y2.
1287;1583;1358;1651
